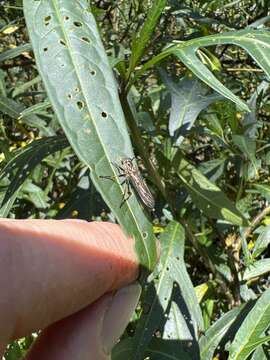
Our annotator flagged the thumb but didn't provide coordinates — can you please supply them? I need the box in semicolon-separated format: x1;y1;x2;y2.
24;283;141;360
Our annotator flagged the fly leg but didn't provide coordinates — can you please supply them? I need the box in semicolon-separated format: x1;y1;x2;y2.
100;162;125;182
112;162;125;176
120;181;132;208
100;174;125;182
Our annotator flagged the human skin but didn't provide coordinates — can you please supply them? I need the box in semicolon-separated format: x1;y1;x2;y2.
0;219;140;359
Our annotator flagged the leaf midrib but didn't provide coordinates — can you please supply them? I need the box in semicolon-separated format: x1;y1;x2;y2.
50;0;151;266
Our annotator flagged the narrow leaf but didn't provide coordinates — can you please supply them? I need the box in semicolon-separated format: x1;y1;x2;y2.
199;305;244;360
0;43;32;63
0;136;69;207
133;29;270;110
232;135;258;175
19;99;52;118
0;95;49;133
173;47;249;112
146;338;193;360
173;156;248;226
243;259;270;280
229;287;270;360
130;221;203;359
128;0;167;76
253;225;270;258
24;0;157;270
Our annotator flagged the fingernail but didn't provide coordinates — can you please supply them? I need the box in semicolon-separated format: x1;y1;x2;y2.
101;282;141;353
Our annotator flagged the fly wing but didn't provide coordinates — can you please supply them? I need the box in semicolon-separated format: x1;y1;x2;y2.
130;173;155;209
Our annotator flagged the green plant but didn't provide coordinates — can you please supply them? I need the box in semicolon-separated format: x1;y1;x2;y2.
1;0;270;358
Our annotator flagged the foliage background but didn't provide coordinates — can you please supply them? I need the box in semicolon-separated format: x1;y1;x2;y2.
1;0;270;359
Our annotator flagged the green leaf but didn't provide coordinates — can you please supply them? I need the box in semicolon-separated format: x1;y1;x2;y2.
19;99;51;118
146;338;193;360
20;181;49;209
199;305;244;360
243;81;269;139
173;156;248;226
161;71;223;145
0;136;69;207
12;75;42;98
112;338;133;360
23;0;157;270
251;345;268;360
172;29;270;111
173;47;249;112
252;225;270;258
163;300;194;340
0;43;32;63
0;182;19;218
128;0;167;77
0;95;49;133
133;29;270;111
232;135;258;176
129;221;203;359
253;184;270;202
243;259;270;280
229;287;270;360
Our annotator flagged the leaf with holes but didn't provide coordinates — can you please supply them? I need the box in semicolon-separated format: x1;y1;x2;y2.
125;221;203;359
23;0;157;270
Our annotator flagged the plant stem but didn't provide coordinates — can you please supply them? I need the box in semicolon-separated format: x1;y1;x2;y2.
120;92;216;276
120;93;168;202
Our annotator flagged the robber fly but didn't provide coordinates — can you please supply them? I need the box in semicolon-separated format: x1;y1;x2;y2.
100;157;155;210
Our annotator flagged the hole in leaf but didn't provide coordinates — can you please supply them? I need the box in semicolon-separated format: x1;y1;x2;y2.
64;16;69;21
90;70;96;76
101;111;108;118
77;101;84;110
67;94;72;100
44;15;51;26
43;47;48;52
142;232;148;239
81;37;90;43
59;39;66;46
74;21;82;27
75;87;80;93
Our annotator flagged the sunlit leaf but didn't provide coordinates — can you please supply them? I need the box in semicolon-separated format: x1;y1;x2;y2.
161;71;223;145
24;0;157;270
252;225;270;258
133;29;270;111
0;136;69;207
200;304;250;360
126;221;203;359
229;288;270;360
0;43;32;62
128;0;167;77
243;259;270;280
173;155;248;226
